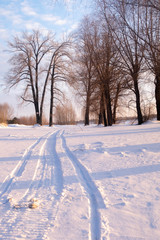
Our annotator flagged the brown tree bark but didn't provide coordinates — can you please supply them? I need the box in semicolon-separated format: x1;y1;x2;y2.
112;82;120;124
49;65;55;127
155;76;160;120
133;78;143;124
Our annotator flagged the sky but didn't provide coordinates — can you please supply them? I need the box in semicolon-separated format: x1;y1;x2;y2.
0;0;91;118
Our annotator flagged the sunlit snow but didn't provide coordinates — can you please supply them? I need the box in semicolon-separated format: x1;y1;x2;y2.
0;122;160;239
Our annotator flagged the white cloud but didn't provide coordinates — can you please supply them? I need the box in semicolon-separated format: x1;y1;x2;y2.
41;14;58;22
25;21;42;30
55;19;67;25
21;0;37;16
0;7;23;25
41;14;67;26
0;8;12;17
12;15;23;25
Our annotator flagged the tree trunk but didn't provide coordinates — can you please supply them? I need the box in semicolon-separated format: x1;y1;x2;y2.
49;65;55;127
34;100;41;125
40;73;50;126
29;64;41;125
104;85;113;126
103;109;107;127
31;82;40;125
98;92;107;126
98;112;103;125
155;75;160;120
98;94;103;125
35;64;40;123
49;79;54;126
84;94;90;126
84;109;89;125
113;83;120;124
98;93;104;125
134;78;143;125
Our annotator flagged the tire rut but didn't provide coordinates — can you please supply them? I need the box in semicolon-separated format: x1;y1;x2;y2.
61;130;106;240
0;133;49;202
0;130;64;239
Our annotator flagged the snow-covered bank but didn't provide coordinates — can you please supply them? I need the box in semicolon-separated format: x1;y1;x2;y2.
0;122;160;239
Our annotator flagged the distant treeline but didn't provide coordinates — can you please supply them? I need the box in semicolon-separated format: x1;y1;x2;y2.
0;103;76;125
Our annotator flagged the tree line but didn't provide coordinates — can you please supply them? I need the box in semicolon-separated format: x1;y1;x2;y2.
70;0;160;126
0;103;13;124
0;102;76;125
4;0;160;126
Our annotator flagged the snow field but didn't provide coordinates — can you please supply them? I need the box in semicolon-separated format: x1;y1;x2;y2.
0;122;160;239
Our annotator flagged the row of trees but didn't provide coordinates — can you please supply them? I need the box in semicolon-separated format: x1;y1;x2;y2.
0;102;76;125
54;102;76;125
5;0;160;126
7;30;72;126
69;0;160;125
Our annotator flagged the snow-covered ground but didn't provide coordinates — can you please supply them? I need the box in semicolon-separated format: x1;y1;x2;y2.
0;122;160;240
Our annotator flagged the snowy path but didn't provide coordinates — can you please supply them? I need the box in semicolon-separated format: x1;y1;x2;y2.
61;130;106;240
0;132;49;200
0;123;160;239
0;129;65;239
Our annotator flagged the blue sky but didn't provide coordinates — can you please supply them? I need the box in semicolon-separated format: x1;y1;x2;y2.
0;0;91;117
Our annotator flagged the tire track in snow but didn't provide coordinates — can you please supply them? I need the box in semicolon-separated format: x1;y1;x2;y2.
0;129;64;240
20;132;52;201
18;129;64;239
0;133;49;202
0;132;51;238
0;132;51;239
61;130;106;240
47;130;63;195
22;129;63;201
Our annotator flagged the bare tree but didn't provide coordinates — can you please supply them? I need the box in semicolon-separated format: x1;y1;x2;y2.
141;1;160;120
71;15;126;126
49;40;71;126
103;0;160;122
98;0;145;124
0;103;13;123
6;30;57;125
54;102;76;125
70;17;97;126
87;18;121;126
